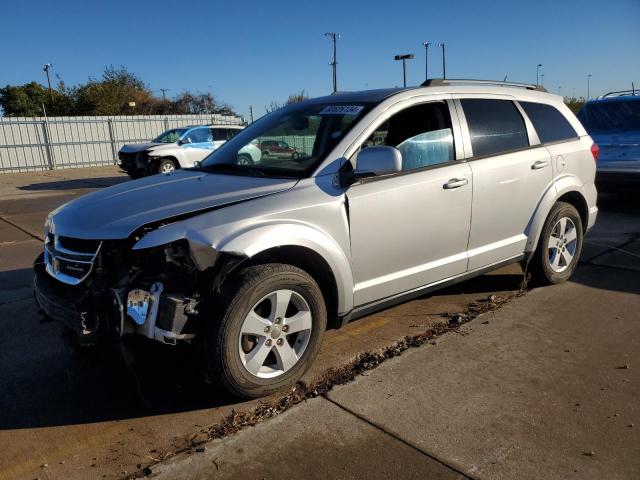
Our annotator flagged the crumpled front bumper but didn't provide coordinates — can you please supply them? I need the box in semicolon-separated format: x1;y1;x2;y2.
33;255;101;345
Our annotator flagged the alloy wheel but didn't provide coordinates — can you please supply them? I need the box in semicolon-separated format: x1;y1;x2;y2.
160;162;175;173
238;289;312;379
547;217;578;273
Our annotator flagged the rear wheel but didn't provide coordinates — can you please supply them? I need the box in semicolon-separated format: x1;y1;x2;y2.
206;263;326;398
528;202;583;285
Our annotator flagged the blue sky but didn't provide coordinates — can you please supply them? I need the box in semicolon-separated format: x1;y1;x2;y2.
2;0;639;120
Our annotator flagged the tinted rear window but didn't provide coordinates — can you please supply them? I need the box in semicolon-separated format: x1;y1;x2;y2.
579;100;640;132
461;99;529;157
520;101;577;143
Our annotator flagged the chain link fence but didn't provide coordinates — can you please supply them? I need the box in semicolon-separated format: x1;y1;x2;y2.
0;114;244;173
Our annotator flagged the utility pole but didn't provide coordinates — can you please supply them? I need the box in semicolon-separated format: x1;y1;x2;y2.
422;42;430;81
324;32;339;93
587;74;592;100
159;88;169;101
394;54;414;87
540;73;544;86
43;63;53;105
249;105;254;123
536;63;542;86
437;43;446;79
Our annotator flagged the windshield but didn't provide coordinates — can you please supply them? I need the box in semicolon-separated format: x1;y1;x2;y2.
152;128;187;143
580;100;640;133
198;102;371;177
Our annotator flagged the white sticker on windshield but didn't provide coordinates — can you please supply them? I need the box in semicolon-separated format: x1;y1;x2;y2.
319;105;364;115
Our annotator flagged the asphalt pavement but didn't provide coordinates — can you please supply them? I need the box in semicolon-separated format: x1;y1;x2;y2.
0;167;638;480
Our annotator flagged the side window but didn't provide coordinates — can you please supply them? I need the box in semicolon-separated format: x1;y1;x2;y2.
226;128;240;139
461;99;529;157
211;128;227;141
520;101;578;143
362;102;455;171
186;128;211;143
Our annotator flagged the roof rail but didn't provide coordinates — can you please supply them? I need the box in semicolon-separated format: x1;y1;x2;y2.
421;78;548;93
599;89;639;99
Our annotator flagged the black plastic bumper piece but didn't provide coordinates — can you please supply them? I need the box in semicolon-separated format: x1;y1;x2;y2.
33;259;100;345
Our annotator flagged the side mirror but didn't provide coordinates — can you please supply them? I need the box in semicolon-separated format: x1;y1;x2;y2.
353;146;402;179
179;137;192;145
193;160;202;168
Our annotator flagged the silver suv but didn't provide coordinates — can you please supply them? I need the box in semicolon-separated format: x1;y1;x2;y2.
35;79;598;398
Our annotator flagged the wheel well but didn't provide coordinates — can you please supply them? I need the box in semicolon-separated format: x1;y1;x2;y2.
226;246;340;330
557;191;589;232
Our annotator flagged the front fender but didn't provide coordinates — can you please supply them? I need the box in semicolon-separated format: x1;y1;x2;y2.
220;222;354;314
133;220;354;314
525;174;589;253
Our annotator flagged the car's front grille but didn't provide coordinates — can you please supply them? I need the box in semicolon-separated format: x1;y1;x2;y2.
118;151;148;170
44;234;102;285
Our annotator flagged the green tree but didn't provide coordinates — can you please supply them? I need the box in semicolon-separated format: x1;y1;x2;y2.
0;82;53;116
0;66;240;117
265;90;309;113
73;65;155;115
564;96;586;114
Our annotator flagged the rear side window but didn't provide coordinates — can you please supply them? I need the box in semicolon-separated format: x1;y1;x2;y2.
520;102;578;143
461;99;529;157
578;100;640;132
211;128;228;141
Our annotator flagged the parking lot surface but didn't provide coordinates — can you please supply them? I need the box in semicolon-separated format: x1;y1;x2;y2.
0;167;638;479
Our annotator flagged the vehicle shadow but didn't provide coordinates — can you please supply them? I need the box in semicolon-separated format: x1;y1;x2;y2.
0;267;238;431
17;176;128;192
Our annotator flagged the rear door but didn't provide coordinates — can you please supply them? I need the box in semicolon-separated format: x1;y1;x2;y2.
455;96;554;270
518;101;587;184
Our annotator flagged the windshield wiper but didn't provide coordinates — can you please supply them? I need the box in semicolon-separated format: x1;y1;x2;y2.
189;163;266;177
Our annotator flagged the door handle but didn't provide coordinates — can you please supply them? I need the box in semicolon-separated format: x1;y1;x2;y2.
443;178;469;189
531;160;549;170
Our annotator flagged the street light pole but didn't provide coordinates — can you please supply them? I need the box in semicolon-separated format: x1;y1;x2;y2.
422;42;430;81
536;63;542;86
587;74;592;100
437;43;446;79
324;32;339;93
43;63;53;104
394;54;414;87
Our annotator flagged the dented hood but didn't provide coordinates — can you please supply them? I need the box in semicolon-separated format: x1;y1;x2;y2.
49;170;297;240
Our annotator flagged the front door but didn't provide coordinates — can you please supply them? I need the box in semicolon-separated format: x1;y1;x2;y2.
182;127;216;167
347;100;473;307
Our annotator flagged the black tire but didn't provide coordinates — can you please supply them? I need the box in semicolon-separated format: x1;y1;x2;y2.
291;151;300;160
205;263;327;398
156;158;178;174
237;153;254;166
528;201;583;286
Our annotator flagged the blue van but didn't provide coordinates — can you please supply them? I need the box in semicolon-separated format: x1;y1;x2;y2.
577;92;640;191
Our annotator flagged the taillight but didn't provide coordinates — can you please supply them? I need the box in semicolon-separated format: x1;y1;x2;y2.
591;143;600;162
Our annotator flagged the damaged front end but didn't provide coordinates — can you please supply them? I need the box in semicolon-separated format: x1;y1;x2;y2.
34;231;209;347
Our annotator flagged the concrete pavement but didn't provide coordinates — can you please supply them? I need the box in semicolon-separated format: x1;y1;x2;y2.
148;193;640;479
150;250;640;480
0;167;526;480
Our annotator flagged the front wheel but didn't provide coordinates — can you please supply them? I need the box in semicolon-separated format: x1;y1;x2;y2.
237;153;254;166
206;264;327;398
157;158;178;174
528;202;583;285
